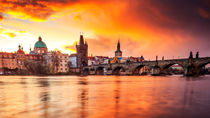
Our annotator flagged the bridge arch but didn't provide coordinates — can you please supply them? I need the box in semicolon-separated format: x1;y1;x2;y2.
133;65;149;75
162;63;184;75
197;61;210;75
112;66;126;75
96;67;105;75
198;61;210;68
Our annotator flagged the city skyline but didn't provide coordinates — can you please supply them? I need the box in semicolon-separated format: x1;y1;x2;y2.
0;0;209;60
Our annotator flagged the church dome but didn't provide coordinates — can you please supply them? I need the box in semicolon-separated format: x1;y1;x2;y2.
34;36;47;48
29;51;35;54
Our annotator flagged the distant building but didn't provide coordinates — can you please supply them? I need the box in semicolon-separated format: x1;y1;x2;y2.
88;56;96;65
76;35;88;68
69;54;77;68
0;52;18;70
95;56;109;64
44;51;69;73
0;44;43;74
0;36;70;75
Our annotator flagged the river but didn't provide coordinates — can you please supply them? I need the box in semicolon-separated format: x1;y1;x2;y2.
0;75;210;118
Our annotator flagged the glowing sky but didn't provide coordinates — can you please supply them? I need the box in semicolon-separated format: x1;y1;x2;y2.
0;0;209;59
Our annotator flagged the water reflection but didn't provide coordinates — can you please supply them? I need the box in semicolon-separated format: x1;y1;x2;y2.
114;77;121;118
38;79;50;118
78;78;89;118
0;75;210;118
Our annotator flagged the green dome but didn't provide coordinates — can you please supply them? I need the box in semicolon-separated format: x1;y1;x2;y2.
34;37;47;48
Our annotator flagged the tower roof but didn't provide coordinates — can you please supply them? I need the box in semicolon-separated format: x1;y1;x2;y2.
34;36;47;48
115;40;121;52
80;34;84;45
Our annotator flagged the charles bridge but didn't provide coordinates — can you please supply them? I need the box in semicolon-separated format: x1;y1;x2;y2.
83;57;210;76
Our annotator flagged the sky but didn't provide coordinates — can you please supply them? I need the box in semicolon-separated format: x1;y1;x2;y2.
0;0;209;60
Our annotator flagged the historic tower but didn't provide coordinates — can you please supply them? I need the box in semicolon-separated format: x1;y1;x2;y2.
76;34;88;68
115;40;122;57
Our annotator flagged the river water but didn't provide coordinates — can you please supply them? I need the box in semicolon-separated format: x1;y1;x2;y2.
0;75;210;118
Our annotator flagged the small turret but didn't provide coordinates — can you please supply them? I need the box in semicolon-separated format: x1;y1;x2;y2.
189;51;193;59
196;51;199;58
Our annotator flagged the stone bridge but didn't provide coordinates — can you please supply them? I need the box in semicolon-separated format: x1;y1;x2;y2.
83;57;210;76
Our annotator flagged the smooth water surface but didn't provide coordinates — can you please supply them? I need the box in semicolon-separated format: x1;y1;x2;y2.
0;75;210;118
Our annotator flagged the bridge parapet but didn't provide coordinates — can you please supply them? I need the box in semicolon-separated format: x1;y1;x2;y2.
82;57;210;76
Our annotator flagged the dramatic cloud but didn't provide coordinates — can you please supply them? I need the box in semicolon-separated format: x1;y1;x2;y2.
0;0;112;21
0;0;209;58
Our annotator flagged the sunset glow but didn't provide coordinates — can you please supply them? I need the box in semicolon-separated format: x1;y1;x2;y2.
0;0;209;59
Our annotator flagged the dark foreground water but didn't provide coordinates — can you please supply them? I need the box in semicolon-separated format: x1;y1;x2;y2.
0;75;210;118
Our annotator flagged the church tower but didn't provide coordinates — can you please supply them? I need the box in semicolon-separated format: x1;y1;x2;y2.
76;34;88;68
115;40;122;57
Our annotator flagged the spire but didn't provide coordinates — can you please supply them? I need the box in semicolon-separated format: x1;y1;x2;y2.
38;36;42;41
18;45;21;49
79;34;84;45
29;44;31;51
117;40;120;51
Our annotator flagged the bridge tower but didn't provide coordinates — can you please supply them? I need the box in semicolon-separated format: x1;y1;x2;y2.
115;40;122;57
76;34;88;71
184;51;201;76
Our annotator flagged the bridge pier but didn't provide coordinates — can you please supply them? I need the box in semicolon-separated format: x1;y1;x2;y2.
184;66;203;76
151;66;161;76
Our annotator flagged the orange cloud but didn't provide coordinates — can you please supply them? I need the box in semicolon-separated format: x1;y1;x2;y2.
0;14;4;21
0;25;28;39
0;0;113;21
